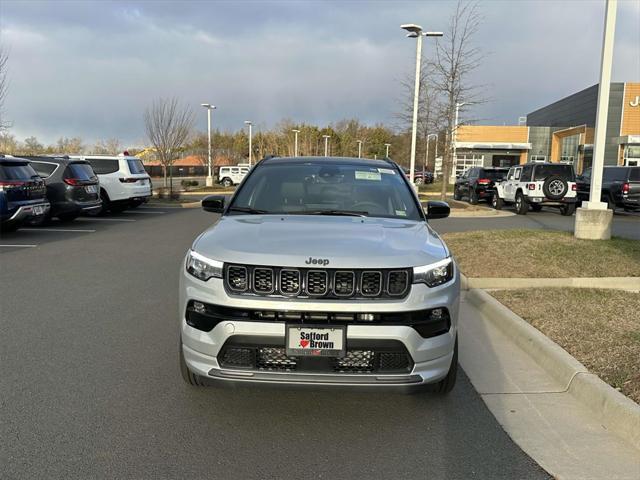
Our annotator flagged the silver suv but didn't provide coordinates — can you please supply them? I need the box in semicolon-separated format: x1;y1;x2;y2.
179;157;460;392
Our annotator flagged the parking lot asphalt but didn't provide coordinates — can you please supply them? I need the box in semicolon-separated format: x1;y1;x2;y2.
430;206;640;240
0;207;550;479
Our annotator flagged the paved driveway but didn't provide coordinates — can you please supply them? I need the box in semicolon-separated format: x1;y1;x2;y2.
0;207;548;479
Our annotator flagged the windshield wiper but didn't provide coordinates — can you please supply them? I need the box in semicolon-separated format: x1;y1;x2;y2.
228;206;269;214
303;209;369;217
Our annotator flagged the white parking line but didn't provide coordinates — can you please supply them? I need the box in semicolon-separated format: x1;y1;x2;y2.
18;228;96;233
77;217;137;222
0;244;37;248
122;210;166;214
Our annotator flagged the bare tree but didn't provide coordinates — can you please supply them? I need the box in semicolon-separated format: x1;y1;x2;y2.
144;97;194;190
92;138;122;155
433;0;485;199
0;46;10;133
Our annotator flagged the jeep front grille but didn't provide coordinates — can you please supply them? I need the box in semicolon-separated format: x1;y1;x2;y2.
223;264;411;299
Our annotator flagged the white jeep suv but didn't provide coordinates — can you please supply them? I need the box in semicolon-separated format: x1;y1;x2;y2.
73;153;152;213
493;163;577;215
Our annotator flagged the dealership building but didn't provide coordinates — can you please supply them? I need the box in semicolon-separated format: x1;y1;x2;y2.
447;82;640;179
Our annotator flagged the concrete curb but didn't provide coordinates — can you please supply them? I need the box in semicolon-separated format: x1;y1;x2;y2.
461;275;640;292
466;288;640;451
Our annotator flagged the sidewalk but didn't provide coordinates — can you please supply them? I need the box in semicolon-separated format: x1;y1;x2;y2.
459;291;640;479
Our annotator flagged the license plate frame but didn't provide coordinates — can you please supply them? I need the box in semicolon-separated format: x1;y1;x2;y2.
85;185;97;194
285;325;346;358
32;205;44;215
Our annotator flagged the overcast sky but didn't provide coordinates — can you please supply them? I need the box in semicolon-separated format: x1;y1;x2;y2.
1;0;639;146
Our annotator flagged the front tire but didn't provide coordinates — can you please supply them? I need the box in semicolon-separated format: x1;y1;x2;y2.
432;337;458;394
515;192;528;215
492;193;504;210
179;341;207;387
453;187;462;201
221;178;233;188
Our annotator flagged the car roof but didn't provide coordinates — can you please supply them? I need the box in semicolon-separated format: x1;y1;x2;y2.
260;156;395;168
19;155;82;164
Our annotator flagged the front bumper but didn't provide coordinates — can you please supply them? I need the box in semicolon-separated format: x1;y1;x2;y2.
179;265;460;387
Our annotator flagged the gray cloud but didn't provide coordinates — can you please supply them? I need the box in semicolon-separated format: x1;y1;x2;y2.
1;0;638;146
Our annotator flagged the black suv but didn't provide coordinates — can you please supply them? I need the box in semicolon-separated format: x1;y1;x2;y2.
26;156;102;222
0;156;50;231
576;166;640;212
454;167;509;204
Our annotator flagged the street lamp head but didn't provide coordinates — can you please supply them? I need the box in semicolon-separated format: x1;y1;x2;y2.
244;120;252;126
201;103;216;109
292;129;300;133
322;135;331;139
456;102;468;108
401;23;423;35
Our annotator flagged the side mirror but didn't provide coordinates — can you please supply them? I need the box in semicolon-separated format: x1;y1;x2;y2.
202;195;225;213
425;200;450;220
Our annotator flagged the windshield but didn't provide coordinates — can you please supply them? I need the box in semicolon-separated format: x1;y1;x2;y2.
229;162;422;220
127;158;147;175
533;165;575;181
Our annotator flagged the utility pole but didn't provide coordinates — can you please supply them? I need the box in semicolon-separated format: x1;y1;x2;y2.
385;143;391;157
323;135;331;157
575;0;617;240
244;121;253;166
357;140;363;158
292;129;300;156
201;103;216;187
401;24;443;184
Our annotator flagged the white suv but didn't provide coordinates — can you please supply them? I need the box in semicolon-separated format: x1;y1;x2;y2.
218;165;250;187
74;153;152;213
493;163;577;216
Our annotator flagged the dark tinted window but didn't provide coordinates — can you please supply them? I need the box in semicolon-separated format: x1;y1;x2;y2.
127;159;147;175
231;162;422;220
30;161;58;177
87;158;119;174
0;162;39;180
519;166;533;182
65;163;97;181
533;165;575;181
479;169;508;180
603;167;628;182
629;168;640;182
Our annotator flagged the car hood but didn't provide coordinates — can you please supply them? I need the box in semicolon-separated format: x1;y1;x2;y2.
193;215;448;269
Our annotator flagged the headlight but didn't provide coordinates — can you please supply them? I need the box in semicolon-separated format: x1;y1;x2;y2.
413;258;454;288
186;250;223;281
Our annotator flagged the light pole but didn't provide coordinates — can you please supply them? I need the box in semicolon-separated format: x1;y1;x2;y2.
244;121;253;166
401;24;443;184
384;143;391;158
292;129;300;157
452;102;467;182
322;135;331;157
356;140;363;158
426;133;437;172
575;0;617;240
201;103;216;187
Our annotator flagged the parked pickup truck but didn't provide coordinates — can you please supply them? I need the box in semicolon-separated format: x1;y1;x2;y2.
576;166;640;212
492;162;577;216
